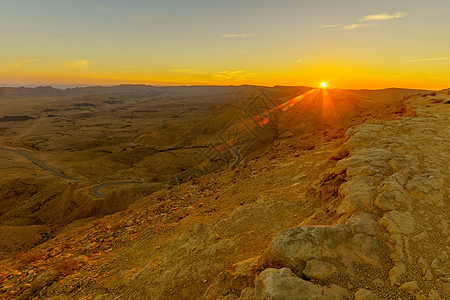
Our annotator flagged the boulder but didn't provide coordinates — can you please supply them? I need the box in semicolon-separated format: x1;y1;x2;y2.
302;260;338;281
254;268;347;300
262;225;352;276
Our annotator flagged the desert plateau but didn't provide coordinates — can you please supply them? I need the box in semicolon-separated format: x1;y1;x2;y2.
0;85;448;299
1;0;449;299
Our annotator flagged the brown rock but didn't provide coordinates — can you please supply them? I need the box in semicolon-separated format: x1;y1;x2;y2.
302;260;338;281
424;269;434;281
388;262;406;285
254;268;347;300
262;225;351;276
354;288;381;300
351;234;380;265
399;281;419;292
379;211;415;234
346;212;379;235
374;191;396;211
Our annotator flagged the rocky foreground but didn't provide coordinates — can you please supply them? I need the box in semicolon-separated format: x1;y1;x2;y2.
0;90;448;299
249;92;449;299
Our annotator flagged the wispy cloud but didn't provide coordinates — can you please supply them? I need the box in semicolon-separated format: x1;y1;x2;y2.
320;24;343;28
172;68;203;74
65;60;90;69
344;23;377;30
10;59;42;67
221;33;255;39
321;12;406;31
295;59;303;64
359;12;406;22
213;70;258;80
406;56;450;63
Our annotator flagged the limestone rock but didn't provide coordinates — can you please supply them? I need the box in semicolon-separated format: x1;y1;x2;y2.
262;225;351;276
417;257;428;274
345;212;378;235
374;191;396;211
388;262;406;285
351;234;380;265
205;257;260;299
424;269;434;281
431;258;446;277
337;176;378;214
379;211;415;234
354;288;381;300
335;148;393;178
406;173;445;205
399;281;419;292
239;287;255;300
254;268;347;300
302;260;338;281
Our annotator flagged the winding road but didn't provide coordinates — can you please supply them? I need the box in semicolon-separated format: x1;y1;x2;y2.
90;181;144;197
0;144;244;195
0;147;83;180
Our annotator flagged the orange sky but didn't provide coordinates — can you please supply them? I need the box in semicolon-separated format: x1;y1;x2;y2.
1;0;449;89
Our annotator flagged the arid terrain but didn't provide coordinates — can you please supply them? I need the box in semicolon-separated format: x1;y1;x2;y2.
0;85;448;299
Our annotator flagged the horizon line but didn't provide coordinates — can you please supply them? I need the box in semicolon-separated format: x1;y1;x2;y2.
0;83;443;91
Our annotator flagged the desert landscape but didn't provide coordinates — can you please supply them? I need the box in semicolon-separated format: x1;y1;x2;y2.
0;85;448;299
1;0;449;299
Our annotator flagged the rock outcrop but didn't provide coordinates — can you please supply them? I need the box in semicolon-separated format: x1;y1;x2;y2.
207;93;449;299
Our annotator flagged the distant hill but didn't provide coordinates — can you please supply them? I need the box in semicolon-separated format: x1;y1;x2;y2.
0;84;431;99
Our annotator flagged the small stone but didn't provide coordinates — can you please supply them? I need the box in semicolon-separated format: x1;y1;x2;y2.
399;281;419;292
302;260;338;281
372;278;384;288
424;269;433;281
417;257;428;274
389;262;406;285
354;288;381;300
431;258;446;277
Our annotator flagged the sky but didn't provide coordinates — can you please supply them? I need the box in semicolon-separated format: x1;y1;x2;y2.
1;0;449;89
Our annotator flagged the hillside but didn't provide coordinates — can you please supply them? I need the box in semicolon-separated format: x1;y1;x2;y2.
0;87;448;299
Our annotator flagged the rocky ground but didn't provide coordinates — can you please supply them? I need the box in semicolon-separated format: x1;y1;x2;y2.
0;89;448;299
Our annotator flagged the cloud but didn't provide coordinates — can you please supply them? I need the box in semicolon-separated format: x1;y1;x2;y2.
343;23;377;30
295;59;303;64
321;12;406;30
65;60;90;70
320;24;343;28
359;12;406;22
406;56;450;63
221;33;255;39
172;69;203;74
213;70;258;80
10;59;42;67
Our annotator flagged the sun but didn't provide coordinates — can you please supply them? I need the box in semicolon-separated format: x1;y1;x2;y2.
320;82;327;88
